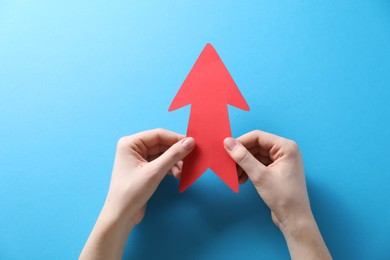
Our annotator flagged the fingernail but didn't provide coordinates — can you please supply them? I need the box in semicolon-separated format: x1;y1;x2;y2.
224;138;236;151
181;137;195;151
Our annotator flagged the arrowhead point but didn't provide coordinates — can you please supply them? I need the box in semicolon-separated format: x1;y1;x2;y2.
169;43;250;111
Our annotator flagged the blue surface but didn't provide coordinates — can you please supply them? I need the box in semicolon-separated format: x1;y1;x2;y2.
1;1;389;259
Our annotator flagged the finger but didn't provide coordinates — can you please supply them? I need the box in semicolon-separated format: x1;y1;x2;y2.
148;137;195;177
176;160;183;170
171;164;181;179
224;137;268;185
236;148;271;182
118;129;185;159
236;156;270;184
135;128;185;148
156;159;184;173
237;130;291;160
237;130;285;150
170;160;183;178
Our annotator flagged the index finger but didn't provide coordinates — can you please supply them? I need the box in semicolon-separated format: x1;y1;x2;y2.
237;130;287;149
237;130;298;161
131;128;185;148
117;128;185;159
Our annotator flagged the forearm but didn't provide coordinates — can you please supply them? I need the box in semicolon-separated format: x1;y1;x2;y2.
80;204;134;260
281;214;331;260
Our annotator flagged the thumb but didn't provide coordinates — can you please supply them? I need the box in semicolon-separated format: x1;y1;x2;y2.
148;137;195;177
223;137;268;185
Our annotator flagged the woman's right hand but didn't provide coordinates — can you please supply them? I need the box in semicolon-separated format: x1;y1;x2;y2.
224;130;331;260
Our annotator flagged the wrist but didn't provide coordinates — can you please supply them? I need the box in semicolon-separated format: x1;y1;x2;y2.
279;212;331;259
80;203;135;260
100;201;136;232
279;211;317;240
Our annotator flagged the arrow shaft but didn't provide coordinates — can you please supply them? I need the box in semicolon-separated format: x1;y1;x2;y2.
187;104;231;149
179;104;238;192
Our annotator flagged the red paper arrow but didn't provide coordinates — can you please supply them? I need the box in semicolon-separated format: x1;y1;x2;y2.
169;43;250;192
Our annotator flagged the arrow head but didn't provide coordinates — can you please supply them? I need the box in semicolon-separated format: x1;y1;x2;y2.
169;43;250;111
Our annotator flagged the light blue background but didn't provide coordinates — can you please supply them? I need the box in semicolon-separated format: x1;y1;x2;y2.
1;1;389;259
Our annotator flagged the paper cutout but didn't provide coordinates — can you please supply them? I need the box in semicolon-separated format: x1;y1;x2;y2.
169;43;250;192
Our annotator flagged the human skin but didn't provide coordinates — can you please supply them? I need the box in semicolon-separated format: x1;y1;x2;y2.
80;129;331;260
79;129;195;260
224;130;331;259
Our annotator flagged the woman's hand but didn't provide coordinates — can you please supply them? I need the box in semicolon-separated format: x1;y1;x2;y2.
105;128;194;226
80;128;195;260
224;130;331;260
